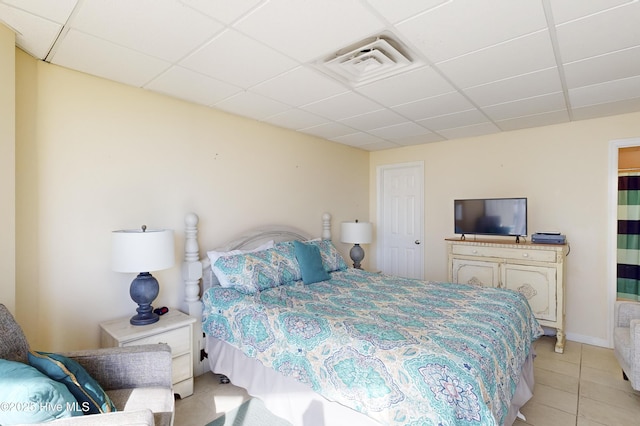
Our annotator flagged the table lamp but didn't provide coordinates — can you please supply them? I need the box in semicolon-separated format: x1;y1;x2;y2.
341;220;373;269
111;226;174;325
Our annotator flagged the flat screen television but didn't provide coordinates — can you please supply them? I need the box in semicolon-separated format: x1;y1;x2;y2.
454;198;527;239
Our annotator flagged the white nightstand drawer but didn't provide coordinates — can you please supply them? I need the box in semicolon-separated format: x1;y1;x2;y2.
172;353;192;384
122;326;190;354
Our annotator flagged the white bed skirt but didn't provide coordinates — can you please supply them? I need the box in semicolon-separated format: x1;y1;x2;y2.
205;337;535;426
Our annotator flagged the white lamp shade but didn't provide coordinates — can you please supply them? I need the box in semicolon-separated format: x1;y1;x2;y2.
111;228;175;273
341;221;373;244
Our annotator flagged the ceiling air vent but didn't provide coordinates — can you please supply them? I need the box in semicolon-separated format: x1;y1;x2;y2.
317;33;422;86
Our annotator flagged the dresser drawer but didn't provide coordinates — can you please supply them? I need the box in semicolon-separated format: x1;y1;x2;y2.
122;326;191;354
451;244;556;262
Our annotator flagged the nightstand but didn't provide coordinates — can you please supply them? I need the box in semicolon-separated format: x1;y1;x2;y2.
100;309;197;398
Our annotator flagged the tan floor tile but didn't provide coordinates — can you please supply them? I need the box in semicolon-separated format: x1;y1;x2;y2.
535;355;581;379
581;345;621;375
531;382;578;415
535;367;579;394
579;380;640;413
535;336;581;363
578;396;640;426
519;400;577;425
580;365;636;393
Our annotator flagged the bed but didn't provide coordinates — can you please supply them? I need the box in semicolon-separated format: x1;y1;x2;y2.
182;213;542;426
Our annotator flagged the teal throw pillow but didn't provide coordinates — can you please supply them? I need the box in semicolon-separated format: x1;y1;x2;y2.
294;240;331;284
28;351;117;415
0;359;82;425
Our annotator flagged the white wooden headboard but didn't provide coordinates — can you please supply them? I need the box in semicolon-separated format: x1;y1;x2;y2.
182;212;333;318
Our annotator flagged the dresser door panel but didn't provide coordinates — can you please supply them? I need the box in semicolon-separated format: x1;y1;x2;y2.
503;263;557;322
451;258;500;287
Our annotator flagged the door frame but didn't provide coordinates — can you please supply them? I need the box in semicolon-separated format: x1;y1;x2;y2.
608;137;640;347
376;161;425;279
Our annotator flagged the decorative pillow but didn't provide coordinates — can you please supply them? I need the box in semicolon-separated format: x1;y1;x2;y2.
0;359;82;424
213;252;279;294
309;239;348;272
208;240;274;288
294;241;331;284
260;241;302;284
28;351;117;415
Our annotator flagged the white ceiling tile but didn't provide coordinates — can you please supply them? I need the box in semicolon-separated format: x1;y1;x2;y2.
70;0;223;63
330;132;388;147
235;0;386;62
394;133;444;146
564;46;640;89
355;140;399;151
464;67;562;107
0;3;61;58
364;0;449;24
251;66;347;107
437;31;557;89
572;97;640;121
300;122;359;139
50;29;171;87
179;0;262;25
417;109;488;131
301;92;383;121
496;110;570;132
356;66;455;106
340;109;408;132
2;0;77;24
396;0;547;63
145;66;242;106
181;29;298;89
438;122;501;140
214;91;290;120
392;92;474;121
483;92;567;121
555;1;640;63
369;122;431;140
569;75;640;108
263;108;329;130
549;0;635;25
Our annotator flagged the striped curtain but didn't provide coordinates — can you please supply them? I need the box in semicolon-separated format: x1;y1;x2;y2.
618;171;640;301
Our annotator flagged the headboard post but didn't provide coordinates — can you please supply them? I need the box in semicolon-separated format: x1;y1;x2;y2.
322;212;331;240
183;212;203;317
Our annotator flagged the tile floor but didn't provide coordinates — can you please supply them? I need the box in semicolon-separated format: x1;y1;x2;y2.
175;336;640;425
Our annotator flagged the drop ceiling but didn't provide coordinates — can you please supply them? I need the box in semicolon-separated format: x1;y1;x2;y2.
2;0;640;151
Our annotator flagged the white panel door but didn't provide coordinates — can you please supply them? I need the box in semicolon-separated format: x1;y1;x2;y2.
377;162;424;279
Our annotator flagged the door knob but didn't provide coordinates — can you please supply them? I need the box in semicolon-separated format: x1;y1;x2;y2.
415;240;421;245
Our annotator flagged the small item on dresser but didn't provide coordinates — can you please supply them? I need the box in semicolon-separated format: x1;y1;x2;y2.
153;306;169;316
532;233;566;244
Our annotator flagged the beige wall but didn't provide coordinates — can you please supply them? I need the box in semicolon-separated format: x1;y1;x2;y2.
0;25;15;313
370;113;640;347
15;56;369;351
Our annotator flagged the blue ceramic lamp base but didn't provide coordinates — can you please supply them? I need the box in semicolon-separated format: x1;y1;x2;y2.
349;244;365;270
129;272;160;326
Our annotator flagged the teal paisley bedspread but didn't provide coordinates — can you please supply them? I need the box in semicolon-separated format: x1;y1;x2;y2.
202;269;543;425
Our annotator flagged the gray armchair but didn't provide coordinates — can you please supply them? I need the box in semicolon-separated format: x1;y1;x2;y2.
0;304;174;425
613;301;640;391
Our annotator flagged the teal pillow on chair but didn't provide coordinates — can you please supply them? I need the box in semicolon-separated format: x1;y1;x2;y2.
294;240;331;284
28;351;117;415
0;359;82;425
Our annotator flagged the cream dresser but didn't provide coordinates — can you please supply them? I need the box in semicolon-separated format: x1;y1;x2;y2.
446;238;569;353
100;309;197;398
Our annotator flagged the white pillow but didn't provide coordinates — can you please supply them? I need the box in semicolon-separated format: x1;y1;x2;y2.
207;240;275;288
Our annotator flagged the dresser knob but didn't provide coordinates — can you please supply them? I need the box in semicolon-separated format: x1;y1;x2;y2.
523;253;529;257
